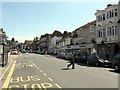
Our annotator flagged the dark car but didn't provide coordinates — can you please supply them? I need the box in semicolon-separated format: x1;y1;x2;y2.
21;49;26;53
74;51;88;63
57;51;66;59
111;52;120;72
82;52;89;62
74;51;83;62
87;53;111;67
65;52;73;60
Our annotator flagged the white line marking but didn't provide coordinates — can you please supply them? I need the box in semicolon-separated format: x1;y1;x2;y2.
40;70;43;72
43;73;47;76
48;78;53;81
37;67;40;69
55;84;62;89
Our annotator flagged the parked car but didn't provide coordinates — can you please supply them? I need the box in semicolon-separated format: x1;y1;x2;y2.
73;51;89;63
111;52;120;72
65;52;73;60
10;49;19;55
36;50;45;55
57;51;66;59
86;53;111;67
74;51;85;63
82;52;89;62
21;49;26;53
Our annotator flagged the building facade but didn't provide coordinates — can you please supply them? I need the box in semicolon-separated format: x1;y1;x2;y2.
48;30;62;54
95;4;120;59
24;40;33;50
75;21;96;54
39;33;51;52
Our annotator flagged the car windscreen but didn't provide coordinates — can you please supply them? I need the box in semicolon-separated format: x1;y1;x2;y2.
97;54;107;59
115;53;120;60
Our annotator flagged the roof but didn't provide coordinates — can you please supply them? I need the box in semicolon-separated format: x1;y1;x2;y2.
24;40;33;45
51;30;62;38
74;20;96;32
40;33;51;39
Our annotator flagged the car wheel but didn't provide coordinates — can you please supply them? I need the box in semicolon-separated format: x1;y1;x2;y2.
95;62;99;67
115;65;119;72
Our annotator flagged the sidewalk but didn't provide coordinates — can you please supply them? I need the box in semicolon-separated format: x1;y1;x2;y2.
0;54;14;89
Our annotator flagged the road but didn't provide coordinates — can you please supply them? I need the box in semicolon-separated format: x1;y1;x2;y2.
2;53;119;89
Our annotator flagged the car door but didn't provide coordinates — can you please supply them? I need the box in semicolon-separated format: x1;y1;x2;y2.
91;54;97;65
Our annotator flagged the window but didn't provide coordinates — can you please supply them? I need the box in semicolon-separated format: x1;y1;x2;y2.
103;29;105;37
100;29;102;37
112;26;114;35
115;26;117;35
103;14;105;20
98;31;101;37
111;10;114;17
107;12;109;19
100;15;102;21
109;11;112;18
109;27;112;36
115;9;118;17
107;27;110;36
90;25;94;33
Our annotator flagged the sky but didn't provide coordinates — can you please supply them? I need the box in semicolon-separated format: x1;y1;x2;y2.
1;0;119;43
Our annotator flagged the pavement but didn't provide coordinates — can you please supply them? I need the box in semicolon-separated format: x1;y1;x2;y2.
0;54;18;89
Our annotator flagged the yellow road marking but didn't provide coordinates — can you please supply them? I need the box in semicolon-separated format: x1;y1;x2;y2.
48;78;53;81
35;66;37;68
37;67;40;69
55;84;62;89
40;70;43;72
43;73;47;76
2;61;16;88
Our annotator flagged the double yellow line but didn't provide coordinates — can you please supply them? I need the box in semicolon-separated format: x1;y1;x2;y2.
1;61;16;89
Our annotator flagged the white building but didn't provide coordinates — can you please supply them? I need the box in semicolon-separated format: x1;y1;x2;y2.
48;30;62;54
95;3;120;58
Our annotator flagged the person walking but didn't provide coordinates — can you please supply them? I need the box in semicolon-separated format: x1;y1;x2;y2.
67;54;75;69
45;51;47;57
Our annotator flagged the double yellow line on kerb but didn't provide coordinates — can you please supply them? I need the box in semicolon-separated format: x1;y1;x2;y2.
2;61;16;89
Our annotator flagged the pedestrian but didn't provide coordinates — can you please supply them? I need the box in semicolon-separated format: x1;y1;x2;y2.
67;54;75;69
45;51;47;57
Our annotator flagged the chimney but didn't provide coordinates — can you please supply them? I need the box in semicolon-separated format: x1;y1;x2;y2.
107;4;112;7
0;28;3;32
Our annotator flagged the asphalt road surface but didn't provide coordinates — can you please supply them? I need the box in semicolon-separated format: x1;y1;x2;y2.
5;53;119;89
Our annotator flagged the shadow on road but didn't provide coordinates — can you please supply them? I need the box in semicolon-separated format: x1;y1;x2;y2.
76;62;108;68
61;68;72;70
109;70;120;74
